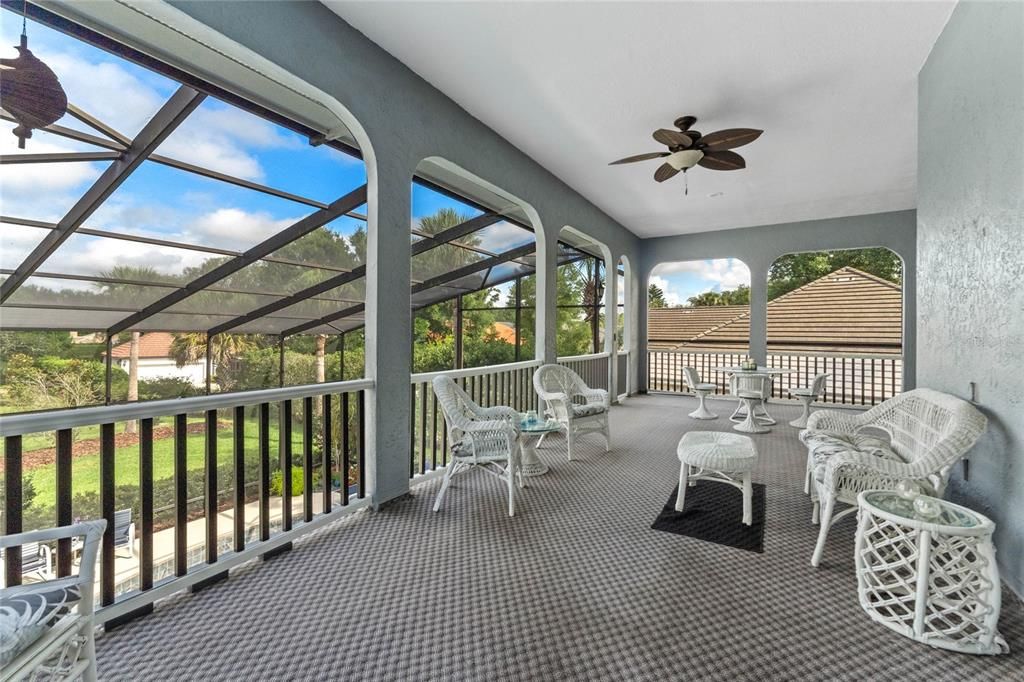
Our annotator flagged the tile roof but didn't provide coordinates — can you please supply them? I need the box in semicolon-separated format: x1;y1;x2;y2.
648;267;902;355
108;332;177;359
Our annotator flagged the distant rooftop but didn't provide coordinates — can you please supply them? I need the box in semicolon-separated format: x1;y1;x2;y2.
648;267;902;355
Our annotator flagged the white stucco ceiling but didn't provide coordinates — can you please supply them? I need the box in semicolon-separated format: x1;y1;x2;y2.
326;1;955;237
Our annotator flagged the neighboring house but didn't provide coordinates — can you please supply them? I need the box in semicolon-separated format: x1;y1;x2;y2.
488;321;519;344
107;333;207;387
648;267;902;355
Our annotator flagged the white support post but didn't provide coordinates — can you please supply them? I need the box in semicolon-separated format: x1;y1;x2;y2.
536;225;558;365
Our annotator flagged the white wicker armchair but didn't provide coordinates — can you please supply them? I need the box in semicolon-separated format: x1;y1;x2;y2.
1;520;106;682
532;364;610;461
432;375;523;516
801;388;987;567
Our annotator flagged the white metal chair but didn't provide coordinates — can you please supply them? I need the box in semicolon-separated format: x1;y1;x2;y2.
731;374;773;434
432;375;523;516
113;508;136;558
533;364;611;461
1;520;106;682
729;373;775;426
787;373;830;428
0;542;54;585
682;367;717;420
801;388;987;567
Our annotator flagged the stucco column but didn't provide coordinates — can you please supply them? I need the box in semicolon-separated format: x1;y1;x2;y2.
365;154;412;506
748;260;769;364
605;252;619;402
537;225;558;364
636;266;650;392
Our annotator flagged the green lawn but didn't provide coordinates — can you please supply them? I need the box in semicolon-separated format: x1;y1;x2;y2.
24;418;306;508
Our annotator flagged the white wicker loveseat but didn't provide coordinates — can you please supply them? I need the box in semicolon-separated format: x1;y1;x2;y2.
801;388;987;567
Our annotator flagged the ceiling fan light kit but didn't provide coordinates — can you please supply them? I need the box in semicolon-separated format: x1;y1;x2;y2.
666;149;704;171
609;115;762;194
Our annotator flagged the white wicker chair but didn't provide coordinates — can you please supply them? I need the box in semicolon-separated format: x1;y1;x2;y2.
683;367;717;420
801;388;987;567
729;373;775;425
1;520;106;682
432;375;523;516
787;372;829;428
532;364;610;461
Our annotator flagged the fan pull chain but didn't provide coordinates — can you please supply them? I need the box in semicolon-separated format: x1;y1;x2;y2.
684;170;689;196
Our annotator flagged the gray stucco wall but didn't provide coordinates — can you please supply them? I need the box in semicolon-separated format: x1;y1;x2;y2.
169;1;642;505
637;210;917;392
918;0;1024;595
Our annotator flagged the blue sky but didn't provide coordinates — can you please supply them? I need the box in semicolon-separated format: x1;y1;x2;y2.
650;258;750;307
0;13;366;283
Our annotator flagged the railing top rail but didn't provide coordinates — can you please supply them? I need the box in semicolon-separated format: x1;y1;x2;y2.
556;352;610;362
650;349;901;361
410;359;541;384
0;378;374;437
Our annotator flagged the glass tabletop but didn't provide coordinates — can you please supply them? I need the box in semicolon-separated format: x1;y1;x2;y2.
862;490;982;528
519;415;561;433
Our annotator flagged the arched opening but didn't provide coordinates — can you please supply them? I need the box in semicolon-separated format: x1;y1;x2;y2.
646;257;751;393
0;4;374;584
765;247;904;406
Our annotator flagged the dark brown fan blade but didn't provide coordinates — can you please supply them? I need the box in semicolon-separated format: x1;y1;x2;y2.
652;129;692;148
654;163;680;182
609;151;669;165
698;150;746;171
699;128;763;151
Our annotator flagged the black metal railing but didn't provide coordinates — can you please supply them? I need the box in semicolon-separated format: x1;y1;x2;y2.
646;350;902;406
1;379;371;621
409;361;541;479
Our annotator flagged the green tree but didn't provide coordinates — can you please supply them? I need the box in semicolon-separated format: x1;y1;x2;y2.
687;285;750;307
648;283;668;308
768;248;901;300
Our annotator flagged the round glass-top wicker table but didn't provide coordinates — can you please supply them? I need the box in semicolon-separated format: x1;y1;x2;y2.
854;490;1009;655
518;415;561;477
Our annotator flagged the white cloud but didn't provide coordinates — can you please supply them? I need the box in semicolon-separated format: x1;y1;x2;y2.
184;208;298;249
652;258;751;291
648;275;686;307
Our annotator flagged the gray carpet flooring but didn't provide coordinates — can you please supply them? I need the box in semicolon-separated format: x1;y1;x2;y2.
95;394;1024;681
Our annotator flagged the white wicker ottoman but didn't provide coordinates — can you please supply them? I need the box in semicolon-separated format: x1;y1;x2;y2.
676;431;758;525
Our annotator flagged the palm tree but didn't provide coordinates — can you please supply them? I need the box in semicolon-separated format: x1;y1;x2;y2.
170;333;258;388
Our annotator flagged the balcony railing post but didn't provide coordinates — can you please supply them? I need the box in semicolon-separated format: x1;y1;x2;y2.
100;422;116;606
322;394;333;514
174;414;188;577
140;418;154;590
204;410;218;564
3;435;23;587
56;428;73;577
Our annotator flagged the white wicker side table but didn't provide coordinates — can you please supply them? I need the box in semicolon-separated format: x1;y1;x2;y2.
855;490;1009;655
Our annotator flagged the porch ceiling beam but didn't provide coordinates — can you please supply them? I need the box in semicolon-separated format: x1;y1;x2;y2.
410;212;503;256
106;182;368;335
280;303;365;338
148;153;332;210
66;103;132;147
208;210;509;337
0;112;127;151
0;151;122;164
411;243;536;294
304;250;592;337
0;86;206;304
207;265;366;337
0;215;353;273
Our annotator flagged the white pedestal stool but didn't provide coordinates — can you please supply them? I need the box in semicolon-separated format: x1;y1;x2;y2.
676;431;758;525
683;367;717;420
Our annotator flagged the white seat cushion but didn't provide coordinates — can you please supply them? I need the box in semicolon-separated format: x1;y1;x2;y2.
803;431;903;483
693;383;717;391
0;578;81;666
571;403;606;418
789;388;815;397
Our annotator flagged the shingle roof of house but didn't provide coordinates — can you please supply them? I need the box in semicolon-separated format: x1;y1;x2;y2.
108;332;177;359
649;267;902;355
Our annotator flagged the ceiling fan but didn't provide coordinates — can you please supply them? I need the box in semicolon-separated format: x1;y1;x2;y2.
609;116;762;191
